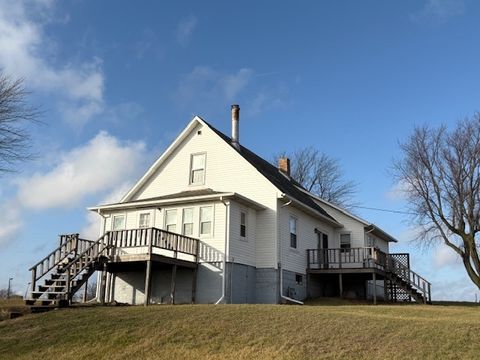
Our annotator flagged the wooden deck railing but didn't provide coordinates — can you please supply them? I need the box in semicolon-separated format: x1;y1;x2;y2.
107;227;199;259
307;247;387;270
306;247;431;303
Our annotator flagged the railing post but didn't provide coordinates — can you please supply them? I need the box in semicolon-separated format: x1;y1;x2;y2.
422;282;427;304
66;269;71;304
148;228;153;256
339;249;342;269
428;283;431;303
31;268;37;294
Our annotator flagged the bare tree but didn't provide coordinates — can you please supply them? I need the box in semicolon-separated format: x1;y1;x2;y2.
274;147;358;209
392;114;480;289
0;72;38;174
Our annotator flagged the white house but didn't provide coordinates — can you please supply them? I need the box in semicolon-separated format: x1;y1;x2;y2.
27;105;431;307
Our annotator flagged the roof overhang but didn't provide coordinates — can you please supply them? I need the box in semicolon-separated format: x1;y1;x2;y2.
279;194;343;228
88;192;266;212
365;225;398;243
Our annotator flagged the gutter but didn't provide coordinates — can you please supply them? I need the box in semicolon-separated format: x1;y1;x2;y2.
278;199;304;305
215;197;230;304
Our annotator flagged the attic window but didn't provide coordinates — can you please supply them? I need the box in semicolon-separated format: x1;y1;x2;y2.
190;153;206;185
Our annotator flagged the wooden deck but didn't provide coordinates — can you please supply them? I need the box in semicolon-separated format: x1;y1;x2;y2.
27;228;200;307
306;247;432;304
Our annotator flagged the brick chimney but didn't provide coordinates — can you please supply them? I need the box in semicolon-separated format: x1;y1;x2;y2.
278;157;290;176
231;104;240;149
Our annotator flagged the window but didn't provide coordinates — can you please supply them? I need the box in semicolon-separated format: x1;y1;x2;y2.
240;211;247;238
165;210;177;233
182;208;194;236
190;153;206;185
112;215;125;231
295;274;303;285
289;216;297;248
340;233;351;252
200;206;213;235
366;235;376;247
139;213;150;228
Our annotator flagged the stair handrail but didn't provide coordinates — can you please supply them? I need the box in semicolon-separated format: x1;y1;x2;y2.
28;234;80;293
387;255;431;302
60;232;113;285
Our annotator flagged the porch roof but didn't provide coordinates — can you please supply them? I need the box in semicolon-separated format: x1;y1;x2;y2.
88;188;266;212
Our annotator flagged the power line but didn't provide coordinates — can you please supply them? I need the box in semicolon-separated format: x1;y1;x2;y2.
350;205;415;216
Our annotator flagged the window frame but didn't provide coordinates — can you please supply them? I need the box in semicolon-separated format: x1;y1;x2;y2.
295;274;303;285
138;212;151;229
340;232;352;253
199;206;213;237
165;209;178;233
189;152;207;186
182;208;194;236
289;216;298;249
240;209;247;239
112;214;126;231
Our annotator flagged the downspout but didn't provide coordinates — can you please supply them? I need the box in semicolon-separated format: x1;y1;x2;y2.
215;197;230;304
279;196;304;305
94;209;108;303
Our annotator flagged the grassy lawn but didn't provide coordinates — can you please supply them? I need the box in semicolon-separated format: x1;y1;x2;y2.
0;302;479;359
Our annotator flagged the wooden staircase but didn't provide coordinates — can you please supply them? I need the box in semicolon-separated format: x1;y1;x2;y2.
386;255;431;304
25;234;110;310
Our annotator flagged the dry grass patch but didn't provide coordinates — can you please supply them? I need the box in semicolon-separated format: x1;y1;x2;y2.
0;303;479;359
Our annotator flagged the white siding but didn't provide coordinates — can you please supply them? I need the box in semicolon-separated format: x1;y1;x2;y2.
228;201;256;267
278;202;335;274
127;122;279;268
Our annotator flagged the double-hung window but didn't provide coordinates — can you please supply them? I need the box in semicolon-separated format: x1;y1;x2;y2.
182;208;194;236
289;216;297;248
113;215;125;231
139;213;150;228
200;207;213;236
190;153;206;185
165;210;177;233
340;233;351;252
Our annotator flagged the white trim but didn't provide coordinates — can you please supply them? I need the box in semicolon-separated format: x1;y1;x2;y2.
89;192;266;212
199;205;214;237
112;213;126;231
121;116;205;202
189;152;207;186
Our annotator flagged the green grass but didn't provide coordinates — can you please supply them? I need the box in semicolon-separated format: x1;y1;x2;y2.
0;301;479;359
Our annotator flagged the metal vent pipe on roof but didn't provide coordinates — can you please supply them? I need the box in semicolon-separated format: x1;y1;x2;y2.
231;104;240;149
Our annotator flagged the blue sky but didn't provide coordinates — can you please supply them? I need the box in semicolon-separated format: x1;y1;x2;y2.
0;0;479;300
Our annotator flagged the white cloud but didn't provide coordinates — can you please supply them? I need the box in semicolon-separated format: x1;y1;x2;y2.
175;15;197;46
0;200;23;247
386;180;411;202
17;131;146;209
434;244;462;268
174;66;253;106
0;0;105;126
411;0;465;22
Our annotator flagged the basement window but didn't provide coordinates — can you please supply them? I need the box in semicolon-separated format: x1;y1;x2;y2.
190;153;206;185
290;216;297;248
295;274;303;285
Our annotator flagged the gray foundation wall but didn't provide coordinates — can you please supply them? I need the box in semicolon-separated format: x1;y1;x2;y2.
281;269;306;301
255;268;279;304
109;263;281;305
225;263;257;303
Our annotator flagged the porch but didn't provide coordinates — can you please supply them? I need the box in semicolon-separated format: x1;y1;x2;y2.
306;248;432;304
27;227;201;307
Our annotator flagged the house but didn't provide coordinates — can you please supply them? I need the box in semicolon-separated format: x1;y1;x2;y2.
26;105;431;307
